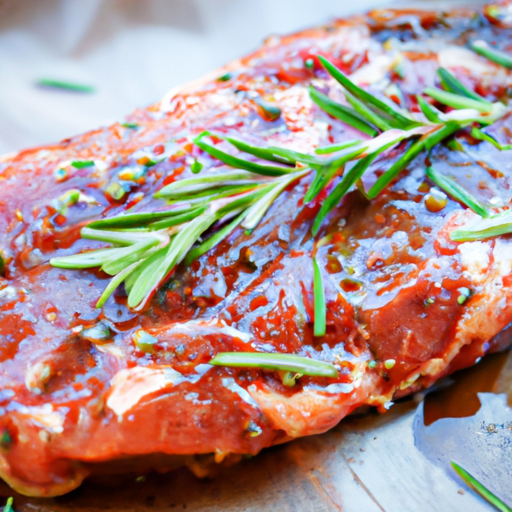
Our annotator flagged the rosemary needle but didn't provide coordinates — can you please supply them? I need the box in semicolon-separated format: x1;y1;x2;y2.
313;256;326;337
451;462;512;512
36;78;95;93
209;352;338;378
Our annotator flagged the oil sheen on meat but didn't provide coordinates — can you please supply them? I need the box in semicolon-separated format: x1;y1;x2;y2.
0;3;512;497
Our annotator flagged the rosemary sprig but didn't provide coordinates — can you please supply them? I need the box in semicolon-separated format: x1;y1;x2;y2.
471;127;512;151
213;133;295;165
209;352;338;378
3;497;14;512
426;166;490;218
201;130;346;168
367;122;460;199
344;91;394;131
304;146;366;203
309;86;378;136
317;55;418;130
451;462;512;512
309;57;509;230
437;68;490;104
36;78;95;93
87;206;206;230
313;256;326;336
312;139;399;234
424;88;493;113
450;210;512;242
193;132;295;176
185;210;247;264
125;212;219;308
416;96;443;123
51;163;308;309
52;54;512;313
470;40;512;69
242;170;310;229
71;160;95;169
315;139;362;155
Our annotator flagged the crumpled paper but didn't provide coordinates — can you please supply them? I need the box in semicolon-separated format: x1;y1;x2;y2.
0;0;484;155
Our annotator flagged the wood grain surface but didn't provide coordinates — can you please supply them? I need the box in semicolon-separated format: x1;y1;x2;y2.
2;350;510;512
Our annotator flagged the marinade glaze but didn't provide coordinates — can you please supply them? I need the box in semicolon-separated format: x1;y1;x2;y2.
1;4;512;497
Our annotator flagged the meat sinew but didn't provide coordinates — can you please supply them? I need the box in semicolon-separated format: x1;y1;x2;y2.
1;3;512;497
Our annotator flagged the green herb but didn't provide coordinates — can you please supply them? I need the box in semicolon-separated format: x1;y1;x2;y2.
263;144;332;167
0;430;12;449
309;56;510;233
218;134;295;165
471;127;512;151
36;78;95;93
426;166;490;218
281;372;302;387
155;171;263;199
315;139;362;155
3;497;14;512
312;139;398;234
450;210;512;241
52;56;512;309
193;132;295;177
309;86;378;136
242;170;309;229
457;287;472;305
416;95;443;123
304;146;366;204
0;251;5;277
59;189;80;206
470;40;512;69
161;183;259;205
451;461;512;512
52;157;307;309
191;159;203;174
87;207;202;230
313;256;326;337
80;321;111;344
209;352;338;378
211;132;348;169
122;123;139;129
317;55;418;130
344;91;394;132
305;58;315;70
384;359;396;369
54;189;81;216
71;160;95;169
185;210;247;264
424;87;492;113
133;329;158;353
217;72;232;82
368;122;460;199
106;182;126;201
437;68;490;103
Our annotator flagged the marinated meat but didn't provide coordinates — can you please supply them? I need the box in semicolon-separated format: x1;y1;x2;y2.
1;3;512;496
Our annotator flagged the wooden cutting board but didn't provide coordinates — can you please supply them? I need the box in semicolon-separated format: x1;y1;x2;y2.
2;350;510;512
